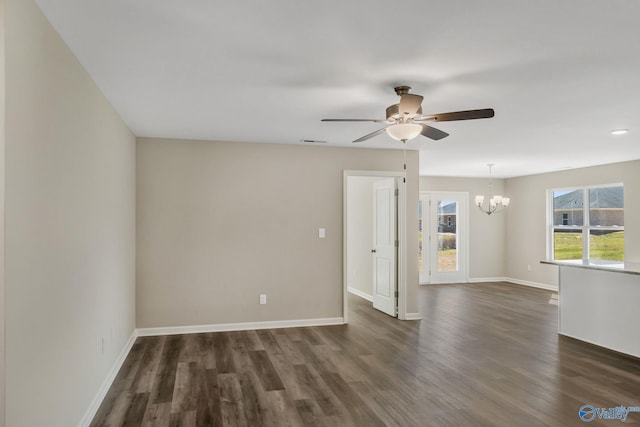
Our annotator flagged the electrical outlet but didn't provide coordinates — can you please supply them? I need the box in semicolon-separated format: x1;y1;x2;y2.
260;294;267;305
101;337;105;354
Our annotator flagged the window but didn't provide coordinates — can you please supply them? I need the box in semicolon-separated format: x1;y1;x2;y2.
549;184;624;263
447;216;452;227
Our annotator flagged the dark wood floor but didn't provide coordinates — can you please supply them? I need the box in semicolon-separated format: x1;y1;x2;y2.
91;283;640;426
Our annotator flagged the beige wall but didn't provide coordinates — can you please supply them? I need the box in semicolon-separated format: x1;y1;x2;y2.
420;176;507;279
137;138;419;327
346;176;382;298
5;1;136;426
506;160;640;287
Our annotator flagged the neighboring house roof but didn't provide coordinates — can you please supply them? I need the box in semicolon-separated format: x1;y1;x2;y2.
438;202;457;215
554;187;623;209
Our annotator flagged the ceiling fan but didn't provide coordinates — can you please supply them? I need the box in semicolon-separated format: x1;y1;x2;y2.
322;86;494;143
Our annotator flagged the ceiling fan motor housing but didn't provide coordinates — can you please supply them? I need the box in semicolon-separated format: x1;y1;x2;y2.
393;85;412;95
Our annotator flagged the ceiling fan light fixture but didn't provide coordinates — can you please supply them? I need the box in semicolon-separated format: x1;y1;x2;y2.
386;123;422;142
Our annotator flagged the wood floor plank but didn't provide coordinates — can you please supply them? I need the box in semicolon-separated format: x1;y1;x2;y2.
122;392;150;427
91;283;640;427
241;330;265;352
248;350;285;391
293;340;338;375
168;410;196;427
298;327;323;346
292;364;342;417
213;333;236;374
195;333;217;370
293;399;322;427
195;368;223;427
176;335;198;364
236;372;266;427
255;329;284;357
267;331;313;400
271;329;306;365
264;355;309;401
312;342;367;384
133;336;166;394
141;402;171;427
261;389;304;427
320;372;386;427
171;361;199;413
153;335;183;404
218;373;249;427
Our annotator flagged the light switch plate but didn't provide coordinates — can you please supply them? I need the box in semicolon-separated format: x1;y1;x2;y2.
319;227;326;238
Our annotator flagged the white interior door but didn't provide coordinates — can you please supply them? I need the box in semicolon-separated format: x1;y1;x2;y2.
419;192;468;284
372;178;397;316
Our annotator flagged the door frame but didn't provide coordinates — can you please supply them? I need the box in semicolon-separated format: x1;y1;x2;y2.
419;191;469;284
343;170;407;322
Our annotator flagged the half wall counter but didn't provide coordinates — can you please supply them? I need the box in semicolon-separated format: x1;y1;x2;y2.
541;260;640;358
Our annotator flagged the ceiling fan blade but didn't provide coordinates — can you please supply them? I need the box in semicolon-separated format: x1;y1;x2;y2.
417;108;495;122
420;125;449;141
399;94;423;115
353;127;388;143
322;119;388;123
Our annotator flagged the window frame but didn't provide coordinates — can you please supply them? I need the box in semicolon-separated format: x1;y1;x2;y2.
547;183;624;263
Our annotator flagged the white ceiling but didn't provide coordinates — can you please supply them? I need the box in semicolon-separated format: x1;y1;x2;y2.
35;0;640;178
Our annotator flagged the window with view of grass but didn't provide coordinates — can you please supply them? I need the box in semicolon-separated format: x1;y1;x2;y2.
549;184;624;263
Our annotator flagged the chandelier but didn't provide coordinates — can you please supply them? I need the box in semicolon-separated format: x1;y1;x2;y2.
475;164;510;215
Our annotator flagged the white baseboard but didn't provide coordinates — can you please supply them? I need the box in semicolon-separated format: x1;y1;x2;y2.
505;277;558;292
467;276;558;291
405;312;422;321
136;317;345;337
79;331;137;427
421;277;505;285
347;287;373;302
468;276;508;283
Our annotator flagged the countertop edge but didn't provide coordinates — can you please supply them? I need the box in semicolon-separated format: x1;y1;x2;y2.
540;260;640;275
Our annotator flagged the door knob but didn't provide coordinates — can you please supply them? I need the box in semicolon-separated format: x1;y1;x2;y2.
371;249;376;253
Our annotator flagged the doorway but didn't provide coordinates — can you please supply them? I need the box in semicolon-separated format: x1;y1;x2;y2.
343;171;407;322
419;191;468;284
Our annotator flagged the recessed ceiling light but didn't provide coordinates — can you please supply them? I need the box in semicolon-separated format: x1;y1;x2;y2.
611;129;629;135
